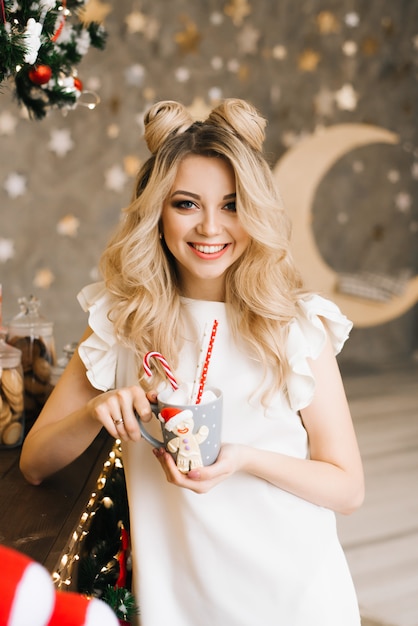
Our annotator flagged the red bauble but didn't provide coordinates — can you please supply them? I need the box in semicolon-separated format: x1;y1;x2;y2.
73;77;83;91
28;65;52;85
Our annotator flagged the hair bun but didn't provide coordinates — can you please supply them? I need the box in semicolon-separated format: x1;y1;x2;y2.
143;101;194;154
207;98;266;151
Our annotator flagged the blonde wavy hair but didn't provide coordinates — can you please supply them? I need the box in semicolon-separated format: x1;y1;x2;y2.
100;99;307;396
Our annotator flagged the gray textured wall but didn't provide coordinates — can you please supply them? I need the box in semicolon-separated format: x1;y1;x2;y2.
0;0;417;370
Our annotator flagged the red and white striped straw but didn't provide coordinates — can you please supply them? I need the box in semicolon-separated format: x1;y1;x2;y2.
143;351;179;391
195;319;218;404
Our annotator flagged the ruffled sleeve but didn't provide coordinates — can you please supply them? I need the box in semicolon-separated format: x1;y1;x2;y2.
285;294;352;412
77;282;118;392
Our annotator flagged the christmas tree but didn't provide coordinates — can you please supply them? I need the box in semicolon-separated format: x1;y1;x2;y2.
0;0;106;119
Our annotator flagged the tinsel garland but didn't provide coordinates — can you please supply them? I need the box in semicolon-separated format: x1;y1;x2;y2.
0;0;107;119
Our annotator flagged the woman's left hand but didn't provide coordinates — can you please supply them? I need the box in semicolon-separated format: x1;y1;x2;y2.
152;444;242;493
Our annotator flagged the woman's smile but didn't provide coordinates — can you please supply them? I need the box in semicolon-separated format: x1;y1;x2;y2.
188;242;230;258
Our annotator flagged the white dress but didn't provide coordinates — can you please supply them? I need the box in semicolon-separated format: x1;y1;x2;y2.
78;282;361;626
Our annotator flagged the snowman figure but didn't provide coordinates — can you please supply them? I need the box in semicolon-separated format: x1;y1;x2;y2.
159;407;209;473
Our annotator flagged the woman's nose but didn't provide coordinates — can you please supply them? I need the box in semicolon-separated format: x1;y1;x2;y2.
196;209;223;237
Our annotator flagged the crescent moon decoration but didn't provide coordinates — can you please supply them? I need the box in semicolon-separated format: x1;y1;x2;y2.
272;124;418;328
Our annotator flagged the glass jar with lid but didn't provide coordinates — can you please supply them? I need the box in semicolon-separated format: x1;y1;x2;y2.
0;330;25;448
7;296;56;425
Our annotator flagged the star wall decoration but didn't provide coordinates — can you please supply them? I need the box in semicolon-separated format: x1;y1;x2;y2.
0;112;18;136
0;238;15;263
125;10;147;34
78;0;112;25
187;97;212;121
344;12;360;28
342;41;358;56
236;24;260;55
105;165;128;192
175;67;191;83
316;11;340;34
314;87;335;117
361;37;380;56
224;0;251;27
334;83;358;110
123;155;142;177
33;268;55;289
210;12;224;26
124;64;146;87
3;172;27;198
387;169;401;183
57;215;81;237
174;16;202;54
143;16;160;41
272;45;287;60
298;49;321;72
48;129;74;157
395;192;412;213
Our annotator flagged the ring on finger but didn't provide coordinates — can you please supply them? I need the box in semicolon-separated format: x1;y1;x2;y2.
113;418;124;426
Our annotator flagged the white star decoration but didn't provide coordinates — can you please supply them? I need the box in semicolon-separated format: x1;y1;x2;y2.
236;24;260;54
0;238;15;262
344;12;360;28
125;10;147;34
334;83;358;111
395;191;412;213
0;111;18;135
48;129;74;157
105;165;128;192
3;172;27;198
124;64;146;87
314;87;335;117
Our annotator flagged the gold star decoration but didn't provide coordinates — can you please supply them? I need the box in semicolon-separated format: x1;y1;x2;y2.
361;36;380;56
33;268;55;289
316;11;340;34
237;63;250;82
125;10;147;34
174;16;202;54
186;97;212;121
78;0;112;25
224;0;251;27
124;155;142;177
297;49;321;72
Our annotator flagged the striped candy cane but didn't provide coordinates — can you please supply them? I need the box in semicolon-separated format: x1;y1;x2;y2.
143;351;179;391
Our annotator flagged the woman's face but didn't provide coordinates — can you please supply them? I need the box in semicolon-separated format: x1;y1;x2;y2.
161;155;250;301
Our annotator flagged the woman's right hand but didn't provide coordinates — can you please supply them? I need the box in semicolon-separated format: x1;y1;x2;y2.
87;386;157;442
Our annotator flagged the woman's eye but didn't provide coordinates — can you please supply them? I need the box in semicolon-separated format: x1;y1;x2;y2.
174;200;196;210
224;202;237;212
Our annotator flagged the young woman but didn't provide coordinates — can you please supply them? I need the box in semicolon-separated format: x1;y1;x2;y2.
21;99;364;626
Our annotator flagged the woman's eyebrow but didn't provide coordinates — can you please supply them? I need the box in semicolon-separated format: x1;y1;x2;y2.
171;190;200;199
170;191;236;200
